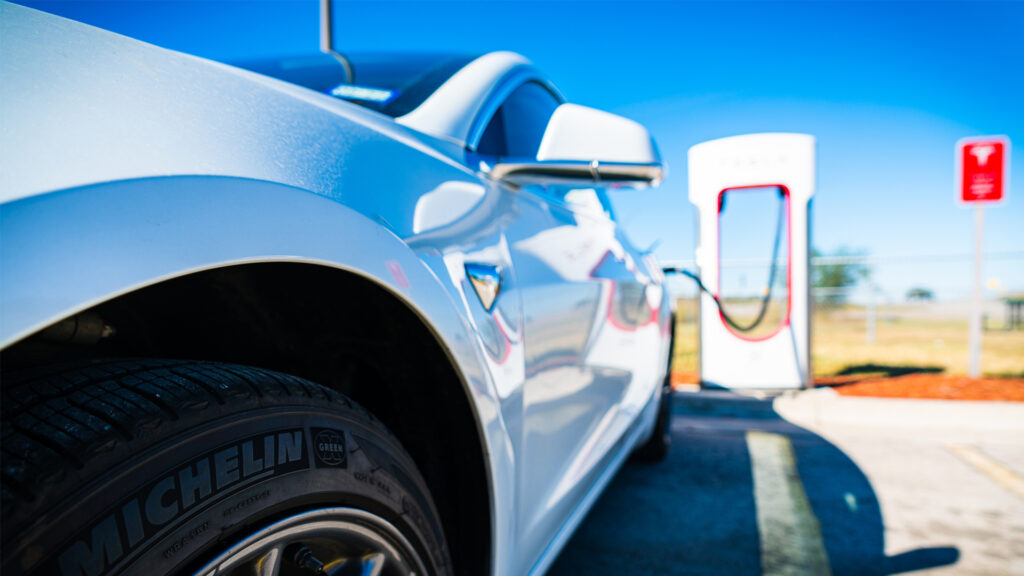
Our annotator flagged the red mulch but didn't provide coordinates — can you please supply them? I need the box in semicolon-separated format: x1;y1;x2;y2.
673;370;1024;401
818;373;1024;402
671;371;699;388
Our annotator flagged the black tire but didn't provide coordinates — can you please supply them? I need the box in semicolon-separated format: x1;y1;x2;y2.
632;315;675;463
631;379;672;462
1;359;451;576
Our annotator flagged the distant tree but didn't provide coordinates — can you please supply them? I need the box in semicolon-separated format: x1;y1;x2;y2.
906;287;935;301
811;247;871;306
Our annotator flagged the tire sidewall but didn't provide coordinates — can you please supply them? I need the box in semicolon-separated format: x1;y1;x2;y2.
11;406;448;576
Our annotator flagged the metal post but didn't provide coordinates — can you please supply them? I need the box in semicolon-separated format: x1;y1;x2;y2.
968;205;984;378
866;286;876;345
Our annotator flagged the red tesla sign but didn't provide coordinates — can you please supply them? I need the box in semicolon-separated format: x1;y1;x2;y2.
958;137;1009;203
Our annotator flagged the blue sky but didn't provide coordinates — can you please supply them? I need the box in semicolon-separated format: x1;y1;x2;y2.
17;0;1024;300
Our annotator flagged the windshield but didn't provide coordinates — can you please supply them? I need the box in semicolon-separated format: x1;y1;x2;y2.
344;53;476;117
235;52;476;118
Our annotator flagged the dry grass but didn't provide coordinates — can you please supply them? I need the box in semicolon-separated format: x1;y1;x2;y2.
812;312;1024;377
671;299;1024;378
671;299;700;379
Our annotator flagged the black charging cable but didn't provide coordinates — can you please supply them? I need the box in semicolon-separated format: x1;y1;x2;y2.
662;189;786;333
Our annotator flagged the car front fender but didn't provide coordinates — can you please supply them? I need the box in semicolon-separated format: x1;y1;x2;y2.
0;175;515;572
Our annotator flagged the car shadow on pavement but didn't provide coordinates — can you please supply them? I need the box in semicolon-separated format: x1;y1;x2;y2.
548;391;959;575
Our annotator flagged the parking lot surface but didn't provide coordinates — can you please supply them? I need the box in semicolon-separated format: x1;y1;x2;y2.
549;389;1024;575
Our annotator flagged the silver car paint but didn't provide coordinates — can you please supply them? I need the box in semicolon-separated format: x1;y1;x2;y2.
0;4;672;574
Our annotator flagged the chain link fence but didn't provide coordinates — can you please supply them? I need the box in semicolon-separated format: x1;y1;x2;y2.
664;252;1024;379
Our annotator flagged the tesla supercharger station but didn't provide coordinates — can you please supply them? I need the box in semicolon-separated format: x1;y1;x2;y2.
689;133;815;389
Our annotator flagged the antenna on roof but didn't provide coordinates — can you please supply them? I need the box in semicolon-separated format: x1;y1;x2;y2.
320;0;334;53
319;0;353;82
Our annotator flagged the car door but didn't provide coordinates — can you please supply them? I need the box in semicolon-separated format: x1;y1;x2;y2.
471;81;656;570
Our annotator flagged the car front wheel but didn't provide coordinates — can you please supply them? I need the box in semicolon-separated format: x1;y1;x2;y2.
1;359;451;576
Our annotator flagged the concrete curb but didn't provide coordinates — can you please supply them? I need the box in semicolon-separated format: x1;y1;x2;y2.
673;388;1024;433
775;387;1024;432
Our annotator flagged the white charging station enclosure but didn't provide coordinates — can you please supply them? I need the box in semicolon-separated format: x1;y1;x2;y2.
689;133;815;389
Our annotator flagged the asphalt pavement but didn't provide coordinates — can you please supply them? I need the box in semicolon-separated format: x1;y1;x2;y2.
548;388;1024;575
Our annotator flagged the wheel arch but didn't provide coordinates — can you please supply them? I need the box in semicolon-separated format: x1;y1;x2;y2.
0;176;504;575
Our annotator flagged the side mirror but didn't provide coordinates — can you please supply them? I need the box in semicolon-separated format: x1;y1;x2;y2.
491;104;663;186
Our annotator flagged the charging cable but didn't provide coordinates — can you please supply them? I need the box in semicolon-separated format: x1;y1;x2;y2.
662;189;786;333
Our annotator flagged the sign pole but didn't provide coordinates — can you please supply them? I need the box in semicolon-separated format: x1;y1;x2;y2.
968;204;983;378
958;135;1008;379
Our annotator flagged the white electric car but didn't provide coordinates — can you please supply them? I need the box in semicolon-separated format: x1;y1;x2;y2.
0;3;675;575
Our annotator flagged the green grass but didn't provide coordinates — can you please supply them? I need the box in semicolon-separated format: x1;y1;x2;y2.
671;299;1024;378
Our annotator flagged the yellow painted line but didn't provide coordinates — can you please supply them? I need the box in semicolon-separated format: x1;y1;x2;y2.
948;444;1024;500
747;430;832;576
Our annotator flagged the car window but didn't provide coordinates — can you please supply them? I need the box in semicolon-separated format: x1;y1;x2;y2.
477;82;560;159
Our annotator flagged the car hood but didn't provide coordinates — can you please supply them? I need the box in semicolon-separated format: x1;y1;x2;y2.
0;2;474;207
